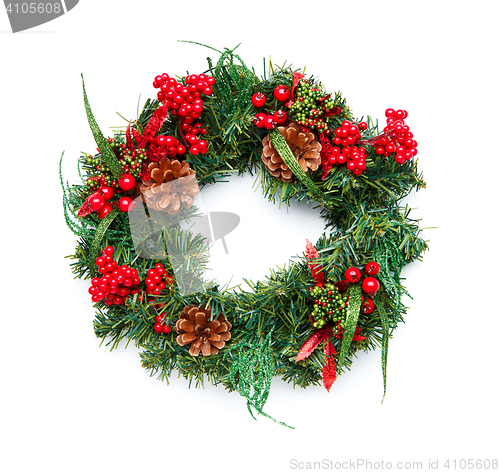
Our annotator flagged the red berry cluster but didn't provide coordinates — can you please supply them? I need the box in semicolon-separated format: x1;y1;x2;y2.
88;186;115;219
88;246;140;305
344;261;381;314
372;109;418;165
153;134;186;157
252;87;290;130
328;120;369;175
179;123;208;156
332;120;368;146
85;177;136;220
253;109;287;130
154;313;172;334
154;73;214;114
153;73;214;155
145;263;173;296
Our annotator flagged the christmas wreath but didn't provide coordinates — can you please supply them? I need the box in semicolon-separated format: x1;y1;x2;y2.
61;44;427;427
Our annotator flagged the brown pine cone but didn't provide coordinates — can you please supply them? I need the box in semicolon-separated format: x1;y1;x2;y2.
175;305;232;357
139;158;199;215
261;122;322;183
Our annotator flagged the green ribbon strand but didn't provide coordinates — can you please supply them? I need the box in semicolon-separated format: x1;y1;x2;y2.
377;301;390;402
374;233;406;319
89;209;120;276
338;283;362;370
82;75;123;180
269;128;336;210
227;331;294;429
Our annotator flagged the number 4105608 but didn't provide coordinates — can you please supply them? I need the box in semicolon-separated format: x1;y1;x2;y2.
5;3;62;14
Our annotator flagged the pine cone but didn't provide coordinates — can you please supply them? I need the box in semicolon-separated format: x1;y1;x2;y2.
261;122;322;183
175;305;232;357
139;158;199;215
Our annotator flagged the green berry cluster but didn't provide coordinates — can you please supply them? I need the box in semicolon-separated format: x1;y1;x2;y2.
309;283;349;329
111;140;146;181
288;79;338;134
85;139;146;189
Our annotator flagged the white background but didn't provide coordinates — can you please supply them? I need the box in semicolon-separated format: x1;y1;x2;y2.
1;1;499;472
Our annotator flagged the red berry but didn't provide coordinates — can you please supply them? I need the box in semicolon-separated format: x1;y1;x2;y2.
190;146;199;155
385;108;395;118
99;186;114;201
95;257;105;268
365;261;380;276
163;325;171;334
155;315;163;324
253;113;267;128
154;323;163;334
89;194;105;211
176;144;186;155
98;203;113;219
118;196;133;212
155;135;167;146
118;174;136;191
274;110;287;124
264;115;276;130
273;85;291;102
362;277;380;296
186;134;198;145
385;143;396;154
251;92;266;108
345;267;361;283
361;298;375;314
104;246;114;256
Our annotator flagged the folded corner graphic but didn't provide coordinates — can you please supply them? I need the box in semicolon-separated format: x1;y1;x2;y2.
4;0;79;33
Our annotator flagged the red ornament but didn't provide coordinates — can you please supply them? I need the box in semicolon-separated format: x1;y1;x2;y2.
365;261;380;276
362;277;380;296
274;85;291;102
118;196;133;212
251;92;266;108
118;174;136;191
345;267;361;283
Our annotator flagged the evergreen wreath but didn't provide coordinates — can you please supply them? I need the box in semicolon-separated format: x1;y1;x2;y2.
61;43;427;427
